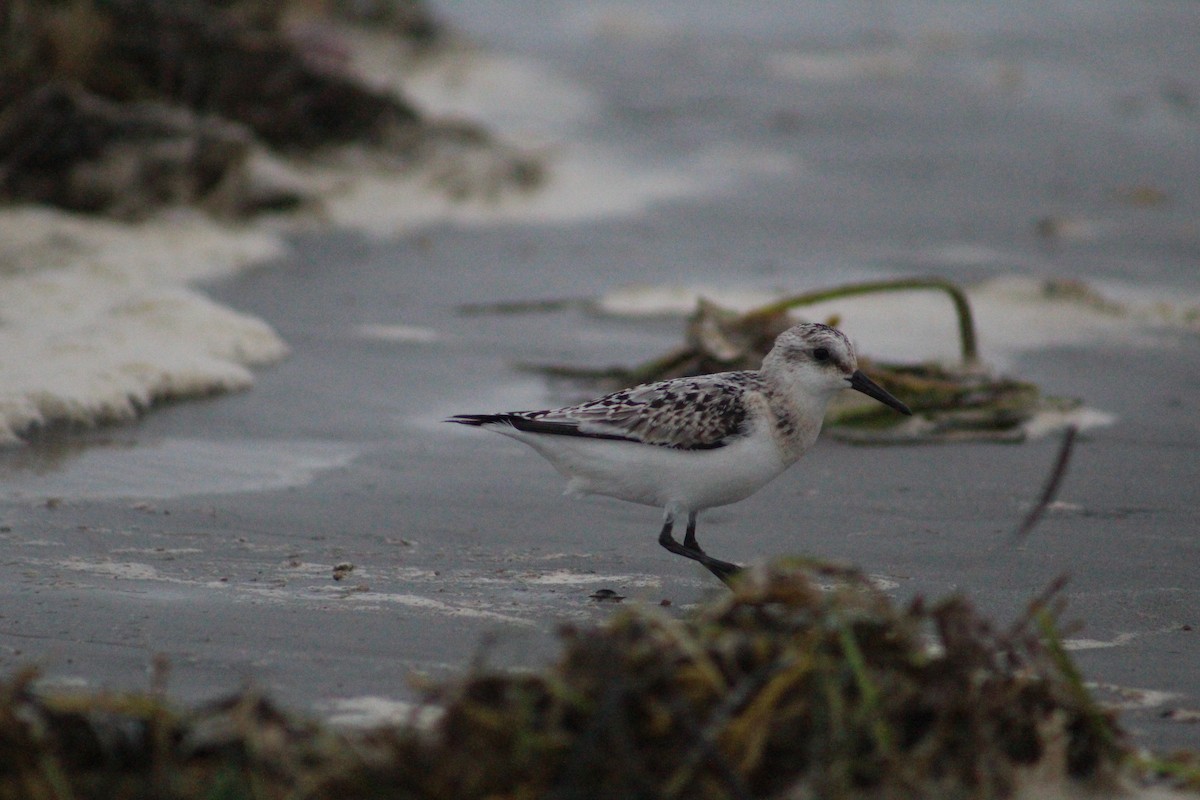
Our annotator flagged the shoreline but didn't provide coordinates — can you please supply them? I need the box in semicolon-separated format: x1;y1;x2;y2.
1;0;1197;780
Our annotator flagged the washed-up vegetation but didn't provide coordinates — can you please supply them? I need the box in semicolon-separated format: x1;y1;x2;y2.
4;563;1196;799
525;278;1080;443
0;0;541;220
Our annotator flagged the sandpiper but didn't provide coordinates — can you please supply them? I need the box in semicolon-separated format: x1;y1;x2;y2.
447;322;911;585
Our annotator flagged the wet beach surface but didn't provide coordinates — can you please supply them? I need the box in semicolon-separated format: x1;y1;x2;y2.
2;2;1199;751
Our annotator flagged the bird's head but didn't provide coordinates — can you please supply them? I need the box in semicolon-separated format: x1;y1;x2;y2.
763;323;911;416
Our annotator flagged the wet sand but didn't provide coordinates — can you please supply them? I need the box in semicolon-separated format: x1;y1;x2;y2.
2;228;1197;749
2;2;1199;756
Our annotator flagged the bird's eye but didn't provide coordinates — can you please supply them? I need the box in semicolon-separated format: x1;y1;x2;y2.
812;347;830;362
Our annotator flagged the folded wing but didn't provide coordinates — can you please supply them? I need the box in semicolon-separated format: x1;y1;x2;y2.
448;373;759;451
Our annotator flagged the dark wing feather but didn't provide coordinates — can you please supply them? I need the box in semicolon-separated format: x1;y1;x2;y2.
511;372;762;450
446;413;636;443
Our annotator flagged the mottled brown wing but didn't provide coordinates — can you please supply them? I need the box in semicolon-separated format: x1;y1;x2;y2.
522;372;761;450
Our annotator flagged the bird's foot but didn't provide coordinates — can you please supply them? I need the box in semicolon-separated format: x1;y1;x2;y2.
659;516;742;588
701;556;742;586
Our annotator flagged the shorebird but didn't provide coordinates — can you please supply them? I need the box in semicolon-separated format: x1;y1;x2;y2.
446;322;911;585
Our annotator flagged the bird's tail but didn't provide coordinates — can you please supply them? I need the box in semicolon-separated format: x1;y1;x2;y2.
444;414;505;426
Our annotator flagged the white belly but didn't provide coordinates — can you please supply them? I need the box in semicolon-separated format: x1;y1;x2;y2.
501;427;790;512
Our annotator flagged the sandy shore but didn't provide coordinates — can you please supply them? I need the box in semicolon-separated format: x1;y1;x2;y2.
1;0;1197;768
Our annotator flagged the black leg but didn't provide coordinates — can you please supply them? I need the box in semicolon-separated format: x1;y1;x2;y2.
683;511;701;552
658;514;742;586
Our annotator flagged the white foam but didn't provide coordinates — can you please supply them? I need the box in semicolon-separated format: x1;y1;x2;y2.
866;574;901;591
521;569;661;587
112;547;204;555
0;205;284;283
307;139;795;238
395;43;598;140
1086;682;1181;711
311;589;537;626
323;696;444;729
0;208;288;445
353;323;442;343
314;38;800;236
766;47;919;83
1019;406;1117;438
1064;632;1140;651
58;558;166;581
596;285;783;317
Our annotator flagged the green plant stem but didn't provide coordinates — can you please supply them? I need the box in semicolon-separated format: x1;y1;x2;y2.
743;277;979;363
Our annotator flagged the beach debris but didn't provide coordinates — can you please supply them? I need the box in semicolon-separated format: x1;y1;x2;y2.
0;0;542;220
1040;278;1127;316
0;0;426;149
0;81;306;220
1013;425;1078;541
1111;185;1170;207
1034;215;1103;243
1160;708;1200;724
5;565;1196;798
588;588;625;602
1140;751;1200;793
525;277;1078;443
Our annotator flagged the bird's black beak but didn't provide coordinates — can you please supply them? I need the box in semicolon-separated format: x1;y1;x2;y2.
848;370;912;416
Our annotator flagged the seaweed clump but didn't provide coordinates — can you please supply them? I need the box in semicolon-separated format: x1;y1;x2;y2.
1;564;1170;800
386;564;1128;799
0;0;541;220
